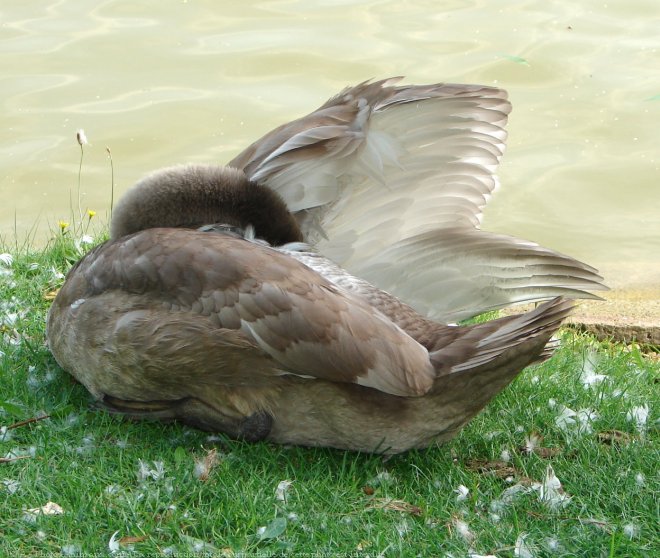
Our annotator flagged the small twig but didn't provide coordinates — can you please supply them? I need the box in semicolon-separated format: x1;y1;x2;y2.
6;414;51;430
0;455;31;464
106;146;114;221
526;510;613;531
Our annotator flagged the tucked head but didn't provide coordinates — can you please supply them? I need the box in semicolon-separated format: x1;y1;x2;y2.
110;164;303;245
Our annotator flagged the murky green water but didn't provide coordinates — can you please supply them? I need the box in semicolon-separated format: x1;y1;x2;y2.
1;0;658;291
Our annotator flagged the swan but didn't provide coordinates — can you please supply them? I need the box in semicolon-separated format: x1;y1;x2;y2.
46;79;605;453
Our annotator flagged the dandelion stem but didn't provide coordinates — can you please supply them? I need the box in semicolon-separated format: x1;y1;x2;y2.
77;143;84;225
75;129;88;227
106;147;114;222
0;455;31;464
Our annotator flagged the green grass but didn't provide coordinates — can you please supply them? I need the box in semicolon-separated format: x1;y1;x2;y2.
0;233;658;557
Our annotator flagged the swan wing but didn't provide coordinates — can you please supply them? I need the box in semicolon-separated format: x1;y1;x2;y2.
229;78;509;241
229;79;606;319
71;229;434;397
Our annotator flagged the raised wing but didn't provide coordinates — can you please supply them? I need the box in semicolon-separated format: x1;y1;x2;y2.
229;78;509;239
229;78;606;321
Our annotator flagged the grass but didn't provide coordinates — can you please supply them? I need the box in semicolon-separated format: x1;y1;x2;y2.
0;231;657;557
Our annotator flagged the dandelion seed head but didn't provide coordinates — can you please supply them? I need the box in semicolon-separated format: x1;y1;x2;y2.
26;375;42;391
105;484;121;495
501;483;533;504
623;523;638;538
452;518;474;542
524;433;541;454
556;405;596;437
396;518;411;537
500;449;511;462
580;366;607;388
515;532;535;558
275;479;293;502
193;460;208;479
137;459;166;482
2;479;21;494
0;426;12;442
626;405;649;433
2;312;18;327
0;253;12;267
545;537;562;552
61;545;81;556
538;465;571;509
454;484;470;502
635;472;645;486
373;470;394;485
76;129;88;146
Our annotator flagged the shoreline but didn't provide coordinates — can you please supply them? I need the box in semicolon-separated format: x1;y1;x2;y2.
567;288;659;348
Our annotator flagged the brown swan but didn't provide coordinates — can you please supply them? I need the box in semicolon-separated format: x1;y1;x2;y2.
46;79;605;453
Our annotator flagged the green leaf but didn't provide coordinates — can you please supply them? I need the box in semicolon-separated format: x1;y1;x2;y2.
259;517;287;540
500;53;530;66
0;400;24;417
174;446;188;466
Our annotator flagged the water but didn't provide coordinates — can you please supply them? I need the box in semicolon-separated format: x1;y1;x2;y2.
1;0;659;292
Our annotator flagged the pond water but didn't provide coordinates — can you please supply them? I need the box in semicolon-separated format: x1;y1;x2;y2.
1;0;658;293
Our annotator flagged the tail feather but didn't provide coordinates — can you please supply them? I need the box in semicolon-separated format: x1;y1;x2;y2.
431;297;573;375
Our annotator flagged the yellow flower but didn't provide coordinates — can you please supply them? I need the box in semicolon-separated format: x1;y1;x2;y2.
58;221;69;231
87;209;96;219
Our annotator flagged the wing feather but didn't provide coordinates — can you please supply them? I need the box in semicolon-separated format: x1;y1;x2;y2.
229;78;606;320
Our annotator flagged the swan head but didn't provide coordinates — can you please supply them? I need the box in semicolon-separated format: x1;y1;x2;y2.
110;164;303;245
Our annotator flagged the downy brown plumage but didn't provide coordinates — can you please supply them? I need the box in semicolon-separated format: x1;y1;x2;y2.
47;79;605;453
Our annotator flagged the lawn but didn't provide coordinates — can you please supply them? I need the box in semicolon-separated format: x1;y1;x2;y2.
1;231;657;557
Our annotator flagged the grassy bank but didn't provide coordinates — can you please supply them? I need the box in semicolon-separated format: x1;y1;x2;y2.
1;233;657;557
